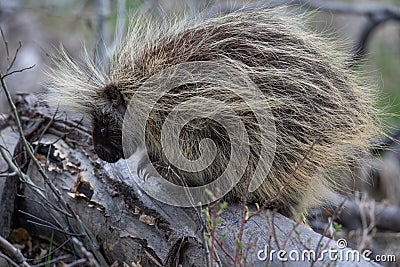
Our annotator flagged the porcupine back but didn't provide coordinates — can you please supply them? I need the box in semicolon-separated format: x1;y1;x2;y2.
46;7;379;215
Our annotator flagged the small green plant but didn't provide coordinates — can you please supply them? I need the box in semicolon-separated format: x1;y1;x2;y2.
45;231;54;267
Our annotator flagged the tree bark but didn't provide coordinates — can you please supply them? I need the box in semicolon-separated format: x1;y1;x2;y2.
3;94;381;266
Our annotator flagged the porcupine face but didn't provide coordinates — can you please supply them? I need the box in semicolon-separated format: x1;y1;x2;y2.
91;84;126;163
92;114;123;163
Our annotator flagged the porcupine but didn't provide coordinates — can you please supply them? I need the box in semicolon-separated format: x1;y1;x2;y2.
45;7;379;217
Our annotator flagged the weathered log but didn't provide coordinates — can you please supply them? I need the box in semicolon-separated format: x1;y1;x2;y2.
0;119;19;238
2;94;382;266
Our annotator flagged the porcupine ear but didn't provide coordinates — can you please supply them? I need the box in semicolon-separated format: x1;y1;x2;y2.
99;84;127;116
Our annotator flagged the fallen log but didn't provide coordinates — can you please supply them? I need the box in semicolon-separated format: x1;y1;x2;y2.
1;94;381;266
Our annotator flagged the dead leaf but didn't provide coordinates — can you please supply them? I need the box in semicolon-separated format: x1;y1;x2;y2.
8;227;32;256
139;214;156;226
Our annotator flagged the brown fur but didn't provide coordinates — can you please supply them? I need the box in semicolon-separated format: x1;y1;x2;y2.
45;7;380;216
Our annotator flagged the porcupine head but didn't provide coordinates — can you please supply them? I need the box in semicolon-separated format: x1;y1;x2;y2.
44;7;380;216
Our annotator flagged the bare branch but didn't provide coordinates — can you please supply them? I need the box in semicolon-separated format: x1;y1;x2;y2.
26;220;83;237
71;237;100;267
29;254;71;267
33;107;59;156
0;253;20;267
7;41;22;74
1;65;36;80
204;0;400;63
0;38;108;265
0;235;30;267
0;171;17;177
298;0;400;16
28;240;72;266
248;137;320;221
0;27;10;64
63;259;87;267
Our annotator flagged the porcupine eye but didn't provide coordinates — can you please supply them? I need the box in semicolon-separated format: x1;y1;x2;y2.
99;126;107;137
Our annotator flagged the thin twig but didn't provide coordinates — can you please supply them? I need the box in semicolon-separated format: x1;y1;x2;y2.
71;237;100;267
30;254;72;267
2;65;36;79
0;235;31;267
7;41;22;73
212;234;235;263
310;200;345;267
26;220;83;237
0;38;107;265
33;107;59;156
0;26;10;63
17;190;72;218
207;204;235;264
248;138;320;222
269;212;282;251
0;171;17;177
48;114;85;147
27;238;71;264
64;259;88;267
0;145;45;192
0;253;20;267
281;215;304;249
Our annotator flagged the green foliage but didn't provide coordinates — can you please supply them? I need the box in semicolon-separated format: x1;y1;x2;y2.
45;231;54;267
332;221;343;233
369;39;400;127
217;201;228;216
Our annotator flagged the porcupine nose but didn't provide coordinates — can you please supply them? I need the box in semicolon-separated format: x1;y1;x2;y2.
94;144;106;159
94;144;119;163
